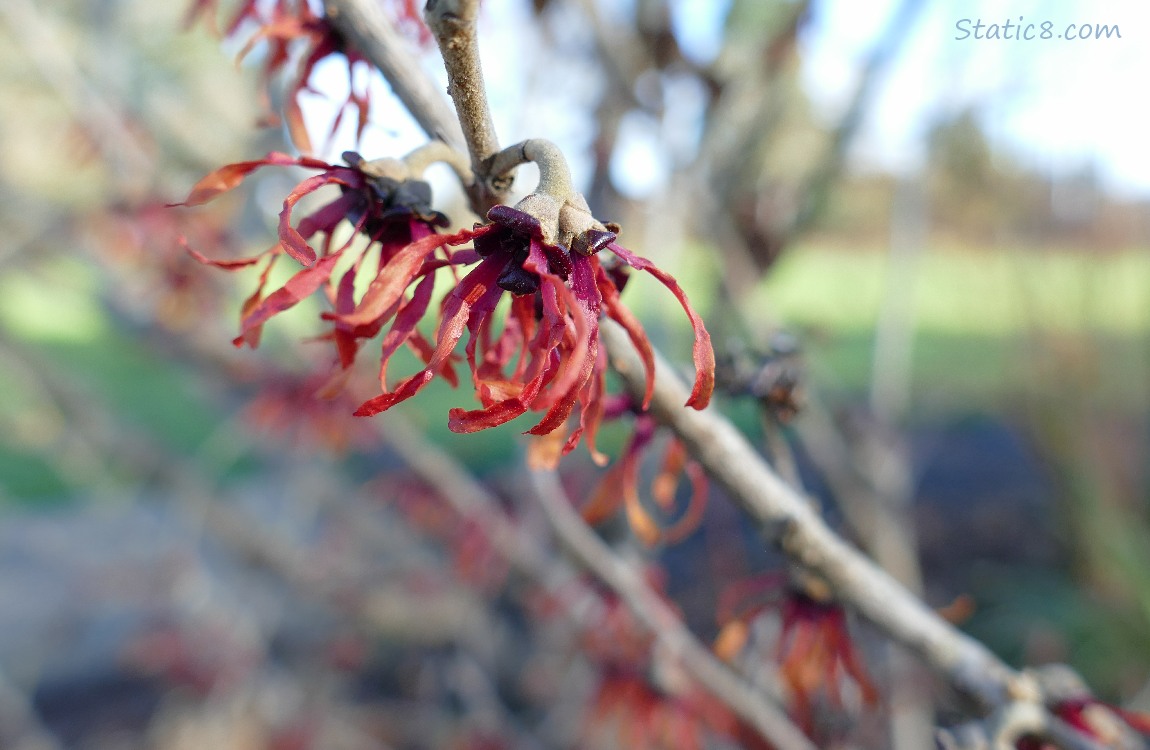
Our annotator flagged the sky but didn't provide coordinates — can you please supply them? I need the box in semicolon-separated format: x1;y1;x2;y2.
305;0;1150;200
800;0;1150;198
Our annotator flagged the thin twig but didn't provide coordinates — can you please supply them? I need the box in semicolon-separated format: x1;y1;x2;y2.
527;468;815;750
423;0;511;207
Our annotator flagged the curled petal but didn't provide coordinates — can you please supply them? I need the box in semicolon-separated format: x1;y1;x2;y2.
622;455;660;547
338;227;487;330
329;256;365;369
173;152;331;206
449;280;563;432
596;264;655;409
277;172;348;265
376;272;435;388
233;255;279;348
181;236;273;269
233;250;344;347
524;244;596;435
609;243;715;410
355;254;505;417
562;350;609;466
448;398;529;433
659;457;708;545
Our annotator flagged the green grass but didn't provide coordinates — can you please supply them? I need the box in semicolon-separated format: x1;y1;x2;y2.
758;245;1150;336
3;243;1147;501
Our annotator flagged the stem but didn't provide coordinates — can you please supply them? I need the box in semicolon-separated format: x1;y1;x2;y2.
401;140;475;184
325;0;466;151
489;139;576;201
424;0;509;205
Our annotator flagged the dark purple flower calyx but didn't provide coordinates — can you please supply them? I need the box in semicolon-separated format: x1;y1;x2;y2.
340;151;449;236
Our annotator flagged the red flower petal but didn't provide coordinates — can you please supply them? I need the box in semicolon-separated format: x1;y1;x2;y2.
355;254;505;417
277;172;347;265
376;272;436;389
233;255;279;348
609;243;715;410
448;398;529;433
596;264;655;409
523;243;595;435
173;152;331;206
338;227;485;330
181;237;273;269
233;250;345;347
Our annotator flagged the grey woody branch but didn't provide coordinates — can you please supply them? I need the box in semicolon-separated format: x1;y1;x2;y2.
325;0;466;151
423;0;512;207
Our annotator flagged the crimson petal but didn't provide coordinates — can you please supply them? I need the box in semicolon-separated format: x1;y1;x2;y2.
609;243;715;410
355;254;505;417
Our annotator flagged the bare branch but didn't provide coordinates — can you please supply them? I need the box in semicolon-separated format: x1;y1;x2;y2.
313;0;1115;739
325;0;466;151
488;139;575;200
424;0;510;206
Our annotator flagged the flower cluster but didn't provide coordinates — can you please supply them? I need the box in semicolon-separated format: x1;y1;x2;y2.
175;146;715;465
573;578;774;750
579;394;708;546
186;0;377;153
714;574;878;732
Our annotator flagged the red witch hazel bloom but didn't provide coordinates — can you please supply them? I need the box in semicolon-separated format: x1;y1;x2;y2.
577;394;708;546
186;0;376;153
175;139;715;464
576;579;775;750
349;143;714;464
714;573;879;733
172;148;464;378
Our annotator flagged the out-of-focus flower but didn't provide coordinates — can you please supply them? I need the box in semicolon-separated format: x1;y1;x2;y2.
715;574;878;732
240;368;376;452
186;0;375;153
89;201;238;331
578;395;708;546
578;580;774;750
587;669;730;750
1016;698;1150;749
